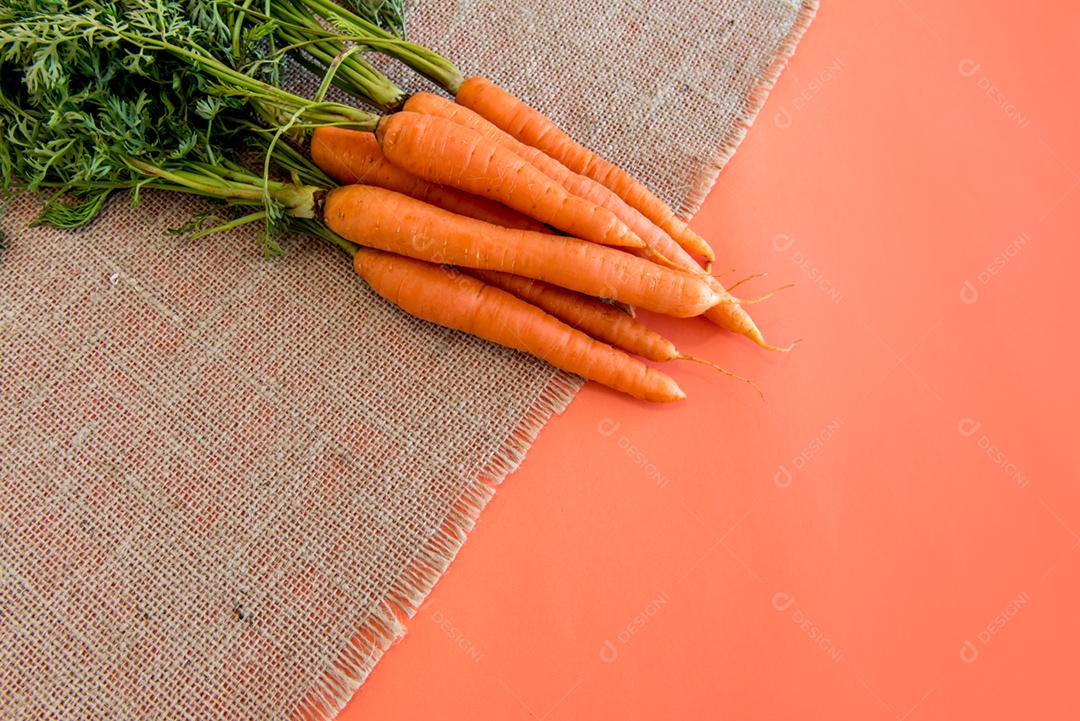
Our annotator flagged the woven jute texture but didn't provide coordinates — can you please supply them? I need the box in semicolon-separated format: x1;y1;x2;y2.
0;1;815;718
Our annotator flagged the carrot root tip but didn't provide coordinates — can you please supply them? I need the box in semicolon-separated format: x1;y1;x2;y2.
679;354;764;400
727;271;768;292
760;338;802;353
734;282;796;305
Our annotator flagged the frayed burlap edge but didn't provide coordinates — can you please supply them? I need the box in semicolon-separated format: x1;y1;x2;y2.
677;0;820;219
291;372;581;720
289;4;818;716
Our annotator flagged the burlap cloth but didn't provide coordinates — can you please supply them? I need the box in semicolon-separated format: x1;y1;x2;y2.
0;1;815;717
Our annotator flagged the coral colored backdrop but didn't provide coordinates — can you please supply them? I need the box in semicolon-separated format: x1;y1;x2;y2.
340;1;1080;718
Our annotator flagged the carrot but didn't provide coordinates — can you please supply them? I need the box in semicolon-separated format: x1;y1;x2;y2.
374;111;643;250
464;269;672;359
454;76;714;263
402;92;681;266
319;114;780;346
310;128;649;314
653;225;794;350
467;269;761;395
310;126;548;233
354;249;686;402
586;188;778;348
323;185;720;317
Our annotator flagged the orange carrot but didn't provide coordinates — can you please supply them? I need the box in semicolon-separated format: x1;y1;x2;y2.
373;105;782;347
422;86;789;347
464;269;675;360
651;223;793;350
323;185;720;317
402;92;681;264
454;76;714;263
467;269;761;394
375;111;643;250
354;249;686;402
310;126;548;232
577;186;778;348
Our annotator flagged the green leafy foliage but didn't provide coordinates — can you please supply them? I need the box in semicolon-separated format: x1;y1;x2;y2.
1;6;205;205
0;0;368;254
347;0;407;38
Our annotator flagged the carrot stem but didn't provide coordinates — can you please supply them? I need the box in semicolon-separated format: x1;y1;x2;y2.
292;0;464;92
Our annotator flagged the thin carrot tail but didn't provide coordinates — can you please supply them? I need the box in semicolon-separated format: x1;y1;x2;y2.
731;282;796;306
739;318;802;353
726;272;768;292
679;355;764;400
759;338;802;353
703;302;795;351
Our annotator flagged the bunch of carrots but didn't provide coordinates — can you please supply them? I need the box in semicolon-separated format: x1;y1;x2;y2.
0;0;795;403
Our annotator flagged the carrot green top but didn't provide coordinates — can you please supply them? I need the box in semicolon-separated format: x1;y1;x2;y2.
0;0;371;253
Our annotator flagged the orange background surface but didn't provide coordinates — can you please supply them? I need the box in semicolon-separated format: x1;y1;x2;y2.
341;1;1080;718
